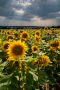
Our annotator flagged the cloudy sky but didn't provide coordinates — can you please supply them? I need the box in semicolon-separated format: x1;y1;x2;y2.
0;0;60;26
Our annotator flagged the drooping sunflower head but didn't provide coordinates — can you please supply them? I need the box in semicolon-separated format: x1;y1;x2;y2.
7;40;28;60
50;40;60;50
39;55;51;66
32;45;38;53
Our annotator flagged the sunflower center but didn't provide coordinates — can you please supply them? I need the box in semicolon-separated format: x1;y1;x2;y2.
4;43;9;49
7;36;13;40
51;41;59;47
14;33;18;37
12;45;23;55
22;33;28;38
33;47;37;51
36;37;39;42
42;58;47;63
7;32;10;34
20;30;23;33
36;32;40;36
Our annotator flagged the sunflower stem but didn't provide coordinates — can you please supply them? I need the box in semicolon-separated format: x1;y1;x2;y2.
37;60;40;89
22;61;26;90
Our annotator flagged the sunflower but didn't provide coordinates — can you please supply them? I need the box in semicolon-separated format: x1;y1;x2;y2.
34;35;41;45
39;55;51;66
50;40;60;50
3;41;10;51
21;31;29;41
20;30;23;33
14;33;19;37
32;45;38;53
6;35;14;40
7;40;28;60
35;31;40;36
35;35;40;42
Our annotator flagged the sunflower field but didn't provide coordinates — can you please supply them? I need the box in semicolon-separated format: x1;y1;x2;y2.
0;28;60;90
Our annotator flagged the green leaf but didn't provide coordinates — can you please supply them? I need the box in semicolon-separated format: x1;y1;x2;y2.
26;72;33;85
29;71;38;81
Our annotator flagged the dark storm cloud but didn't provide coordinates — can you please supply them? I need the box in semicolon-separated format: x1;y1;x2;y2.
13;0;60;20
0;0;33;20
0;0;60;20
0;0;60;25
0;0;14;18
26;0;60;19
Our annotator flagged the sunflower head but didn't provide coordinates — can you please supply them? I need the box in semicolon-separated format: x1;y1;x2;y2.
21;31;29;41
20;30;23;33
14;33;18;37
35;31;40;36
34;35;41;45
3;41;10;51
32;45;38;53
7;40;28;60
39;55;51;66
35;35;40;42
50;40;60;50
7;32;10;34
7;35;13;40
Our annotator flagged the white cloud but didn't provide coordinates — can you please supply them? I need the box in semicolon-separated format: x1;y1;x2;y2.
13;8;25;15
12;0;32;7
20;2;32;7
31;16;41;21
58;11;60;14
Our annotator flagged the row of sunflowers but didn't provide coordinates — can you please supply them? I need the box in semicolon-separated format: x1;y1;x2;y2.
0;28;60;90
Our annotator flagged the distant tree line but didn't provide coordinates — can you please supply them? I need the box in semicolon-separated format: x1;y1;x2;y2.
0;26;60;29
